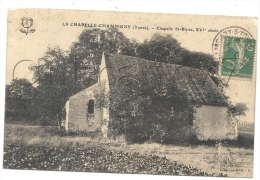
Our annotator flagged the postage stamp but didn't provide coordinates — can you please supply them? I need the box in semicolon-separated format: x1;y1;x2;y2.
221;36;256;79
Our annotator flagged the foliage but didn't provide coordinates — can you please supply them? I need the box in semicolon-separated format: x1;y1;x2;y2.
68;28;137;90
5;79;36;122
136;33;218;75
28;47;74;125
3;144;223;176
229;102;249;119
95;68;195;143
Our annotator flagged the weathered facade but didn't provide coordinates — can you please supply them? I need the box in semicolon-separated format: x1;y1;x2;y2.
62;53;238;140
193;105;237;140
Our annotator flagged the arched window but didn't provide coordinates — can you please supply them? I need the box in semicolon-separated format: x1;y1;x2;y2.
88;99;94;114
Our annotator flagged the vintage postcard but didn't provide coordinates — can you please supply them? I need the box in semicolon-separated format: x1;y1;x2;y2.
3;8;258;178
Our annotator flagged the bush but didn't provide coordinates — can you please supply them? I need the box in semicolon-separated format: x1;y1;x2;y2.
150;115;196;144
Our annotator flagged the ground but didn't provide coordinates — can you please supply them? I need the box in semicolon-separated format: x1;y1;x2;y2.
3;123;254;177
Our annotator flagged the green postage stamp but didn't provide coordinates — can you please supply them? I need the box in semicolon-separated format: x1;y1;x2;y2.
221;36;256;79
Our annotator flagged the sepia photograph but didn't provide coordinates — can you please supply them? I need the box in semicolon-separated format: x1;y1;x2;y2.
0;1;259;180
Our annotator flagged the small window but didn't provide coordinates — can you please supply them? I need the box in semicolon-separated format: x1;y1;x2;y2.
88;99;94;114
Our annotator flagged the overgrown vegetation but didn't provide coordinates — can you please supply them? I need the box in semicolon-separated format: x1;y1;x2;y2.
94;69;196;143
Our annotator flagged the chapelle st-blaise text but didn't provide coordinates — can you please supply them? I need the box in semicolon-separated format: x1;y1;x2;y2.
62;22;218;32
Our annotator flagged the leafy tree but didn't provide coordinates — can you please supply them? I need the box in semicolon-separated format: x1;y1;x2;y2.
136;33;182;63
69;28;136;91
28;28;135;124
30;46;75;125
5;78;35;122
229;102;249;120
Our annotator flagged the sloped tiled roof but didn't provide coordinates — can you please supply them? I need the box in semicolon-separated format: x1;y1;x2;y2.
104;53;228;106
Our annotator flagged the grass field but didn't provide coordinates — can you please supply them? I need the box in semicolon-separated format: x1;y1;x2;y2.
3;123;255;177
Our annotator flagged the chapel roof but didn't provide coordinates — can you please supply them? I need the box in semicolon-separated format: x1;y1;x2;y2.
104;53;228;106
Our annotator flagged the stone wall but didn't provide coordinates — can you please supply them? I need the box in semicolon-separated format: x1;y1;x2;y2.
67;83;103;132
